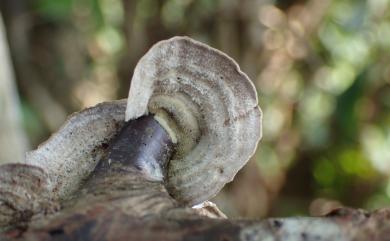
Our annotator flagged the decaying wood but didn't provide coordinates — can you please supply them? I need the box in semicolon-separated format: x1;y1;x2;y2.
2;36;390;241
2;168;390;241
1;110;390;241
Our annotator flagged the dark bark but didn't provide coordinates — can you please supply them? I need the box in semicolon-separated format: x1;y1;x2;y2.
2;116;390;241
4;205;390;241
92;115;174;181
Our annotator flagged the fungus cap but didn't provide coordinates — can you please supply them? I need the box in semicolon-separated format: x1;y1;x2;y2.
126;36;262;205
0;37;262;211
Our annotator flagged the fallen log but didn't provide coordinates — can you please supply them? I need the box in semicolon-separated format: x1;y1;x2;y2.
1;37;389;241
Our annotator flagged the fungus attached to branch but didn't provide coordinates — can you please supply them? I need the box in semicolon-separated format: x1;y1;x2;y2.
2;36;389;241
26;100;127;200
0;36;262;236
126;36;262;205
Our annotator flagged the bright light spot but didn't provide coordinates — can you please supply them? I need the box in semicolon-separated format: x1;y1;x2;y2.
318;23;371;67
314;63;356;95
361;125;390;174
96;27;124;55
368;0;389;17
258;5;286;29
299;88;334;122
339;149;374;178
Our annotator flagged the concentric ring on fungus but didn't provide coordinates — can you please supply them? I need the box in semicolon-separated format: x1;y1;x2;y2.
126;36;262;206
0;37;262;223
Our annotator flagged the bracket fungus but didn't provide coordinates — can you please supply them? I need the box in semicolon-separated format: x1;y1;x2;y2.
126;36;262;205
2;36;389;241
0;37;261;233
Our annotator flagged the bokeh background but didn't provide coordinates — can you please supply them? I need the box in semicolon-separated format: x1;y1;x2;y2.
1;0;390;218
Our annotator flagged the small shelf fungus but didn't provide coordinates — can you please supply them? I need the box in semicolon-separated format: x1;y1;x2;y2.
0;37;262;234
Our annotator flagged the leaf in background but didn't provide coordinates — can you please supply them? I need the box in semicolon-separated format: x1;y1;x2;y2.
34;0;73;22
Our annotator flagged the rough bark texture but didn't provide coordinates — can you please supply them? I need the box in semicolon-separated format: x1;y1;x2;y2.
3;203;390;240
1;116;390;241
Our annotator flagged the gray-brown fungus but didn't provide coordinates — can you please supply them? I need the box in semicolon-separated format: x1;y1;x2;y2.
0;101;127;230
0;37;262;230
126;37;262;205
